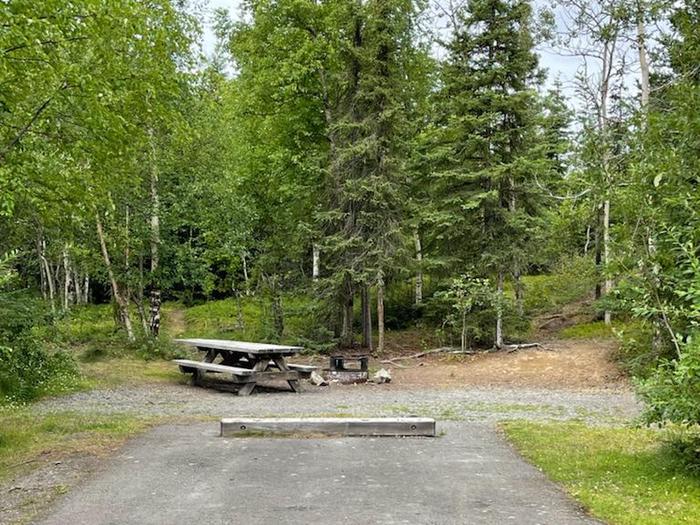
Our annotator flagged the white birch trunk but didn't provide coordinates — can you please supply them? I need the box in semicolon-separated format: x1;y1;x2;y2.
377;272;385;353
62;247;72;311
413;229;423;305
603;199;612;325
312;244;320;280
96;213;134;341
495;271;504;349
241;251;250;294
73;268;81;305
636;12;650;109
39;239;55;313
149;133;161;337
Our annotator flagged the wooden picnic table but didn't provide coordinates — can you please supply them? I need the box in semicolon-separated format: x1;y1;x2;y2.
173;338;313;396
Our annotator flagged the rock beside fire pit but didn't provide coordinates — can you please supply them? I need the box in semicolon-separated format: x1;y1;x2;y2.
309;370;328;386
372;368;392;384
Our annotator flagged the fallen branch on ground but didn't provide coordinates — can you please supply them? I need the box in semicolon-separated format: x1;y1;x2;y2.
380;347;475;365
503;343;550;353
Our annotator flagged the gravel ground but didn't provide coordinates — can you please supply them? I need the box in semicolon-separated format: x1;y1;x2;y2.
37;382;641;424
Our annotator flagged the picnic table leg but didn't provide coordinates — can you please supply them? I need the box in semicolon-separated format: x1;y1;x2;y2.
271;357;300;393
201;349;218;363
236;358;268;396
188;349;219;386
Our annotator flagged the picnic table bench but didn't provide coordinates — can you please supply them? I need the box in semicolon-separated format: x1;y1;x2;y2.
174;338;316;396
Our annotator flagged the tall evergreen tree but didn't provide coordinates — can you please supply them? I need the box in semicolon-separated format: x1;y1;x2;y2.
430;0;545;347
319;0;422;349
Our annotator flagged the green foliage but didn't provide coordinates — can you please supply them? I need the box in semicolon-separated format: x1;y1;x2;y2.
610;2;700;432
639;335;700;427
0;293;79;403
521;256;597;314
503;421;700;525
661;425;700;475
435;274;493;349
183;295;322;347
0;254;79;403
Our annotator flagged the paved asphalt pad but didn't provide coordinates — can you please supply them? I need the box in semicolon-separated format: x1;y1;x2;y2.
37;422;598;525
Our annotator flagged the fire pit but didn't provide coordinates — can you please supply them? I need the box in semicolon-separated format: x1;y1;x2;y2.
327;354;369;384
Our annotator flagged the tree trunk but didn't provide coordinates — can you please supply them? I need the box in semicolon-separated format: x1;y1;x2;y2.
36;235;47;301
507;176;523;316
461;309;467;353
83;274;89;304
413;229;423;305
513;267;523;316
133;295;149;335
73;268;82;305
39;240;56;313
603;199;612;325
594;206;602;302
312;244;320;281
340;274;354;347
149;291;161;337
96;213;134;341
636;9;650;109
495;271;504;349
241;251;250;295
377;272;385;353
62;246;72;311
265;274;284;339
132;255;147;334
149;133;161;338
124;205;131;303
361;284;373;350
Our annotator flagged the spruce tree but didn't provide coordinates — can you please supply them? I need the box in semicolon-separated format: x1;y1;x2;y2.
319;0;419;349
432;0;545;347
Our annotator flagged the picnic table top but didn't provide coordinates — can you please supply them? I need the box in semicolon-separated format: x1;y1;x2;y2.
175;338;303;355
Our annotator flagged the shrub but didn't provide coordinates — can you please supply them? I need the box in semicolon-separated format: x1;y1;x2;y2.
638;335;700;473
639;335;700;426
0;339;79;403
0;294;80;403
662;425;700;475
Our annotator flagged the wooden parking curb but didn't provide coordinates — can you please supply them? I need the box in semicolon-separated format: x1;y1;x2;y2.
220;417;436;437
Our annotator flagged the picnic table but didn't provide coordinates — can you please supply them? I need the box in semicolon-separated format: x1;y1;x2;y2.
173;338;315;396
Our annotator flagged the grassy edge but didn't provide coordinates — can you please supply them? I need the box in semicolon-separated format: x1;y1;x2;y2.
500;420;700;525
0;409;167;485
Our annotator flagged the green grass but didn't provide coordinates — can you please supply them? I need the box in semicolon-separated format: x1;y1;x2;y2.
560;320;616;339
502;421;700;525
520;256;597;315
181;294;318;343
0;408;158;483
559;319;644;340
79;358;188;388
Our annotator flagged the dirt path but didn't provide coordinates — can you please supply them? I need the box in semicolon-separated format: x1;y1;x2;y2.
164;307;187;337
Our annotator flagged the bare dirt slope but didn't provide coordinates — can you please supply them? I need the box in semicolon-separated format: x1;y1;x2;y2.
389;338;625;390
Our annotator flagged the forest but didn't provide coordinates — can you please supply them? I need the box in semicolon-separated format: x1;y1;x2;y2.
1;0;699;467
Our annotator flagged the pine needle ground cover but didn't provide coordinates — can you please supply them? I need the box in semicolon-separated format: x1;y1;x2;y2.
502;421;700;525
